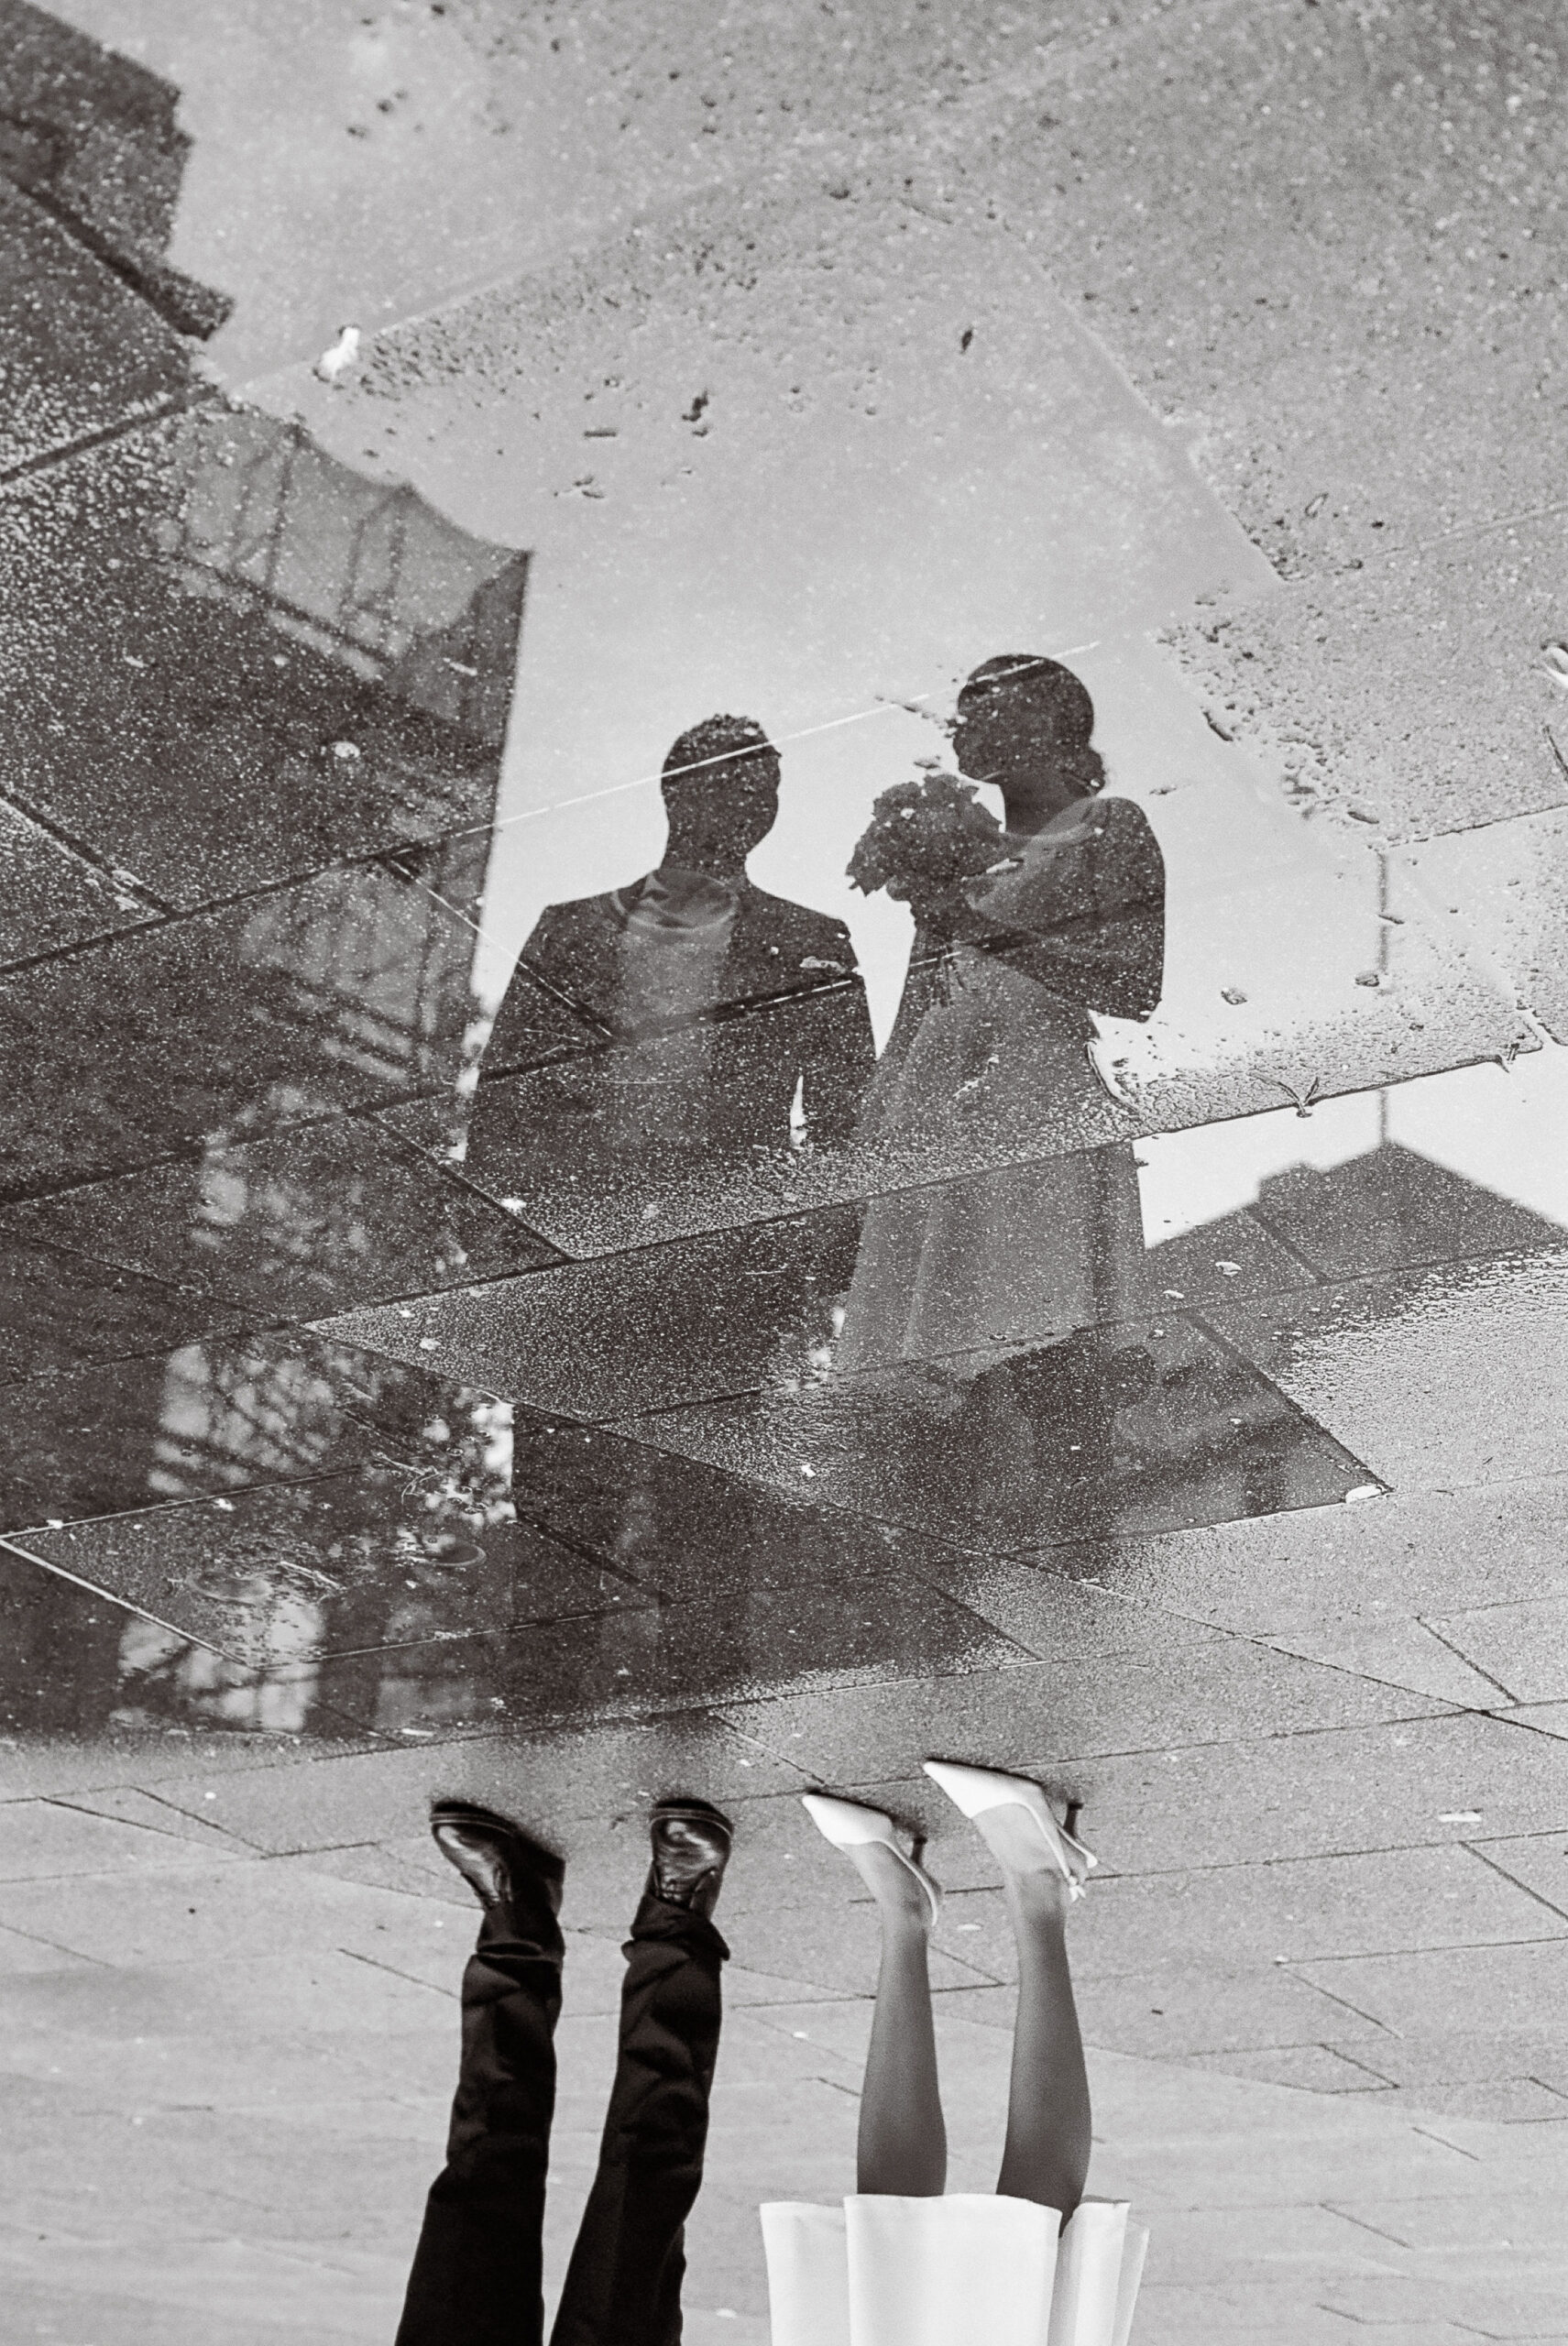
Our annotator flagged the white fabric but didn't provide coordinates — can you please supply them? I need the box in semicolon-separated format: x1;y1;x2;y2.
761;2197;1147;2346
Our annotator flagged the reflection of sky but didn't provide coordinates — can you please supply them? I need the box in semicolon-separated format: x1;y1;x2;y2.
1137;1043;1568;1244
245;196;1510;1095
40;0;1523;1144
452;630;1514;1101
265;209;1270;1012
159;120;1521;1111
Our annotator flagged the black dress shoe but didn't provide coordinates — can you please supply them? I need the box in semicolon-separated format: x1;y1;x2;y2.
430;1799;565;1926
647;1798;733;1918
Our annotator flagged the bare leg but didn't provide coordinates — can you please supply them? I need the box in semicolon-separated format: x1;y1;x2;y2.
849;1843;948;2196
996;1868;1091;2219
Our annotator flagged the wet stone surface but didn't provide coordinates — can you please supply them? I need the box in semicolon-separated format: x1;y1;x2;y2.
2;1113;562;1340
0;1329;489;1532
4;3;1568;2339
0;408;528;906
613;1315;1376;1555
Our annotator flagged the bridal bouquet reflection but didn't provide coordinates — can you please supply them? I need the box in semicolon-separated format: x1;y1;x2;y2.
847;767;1010;944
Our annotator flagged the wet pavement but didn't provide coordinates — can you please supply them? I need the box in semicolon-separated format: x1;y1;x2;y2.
3;3;1567;2341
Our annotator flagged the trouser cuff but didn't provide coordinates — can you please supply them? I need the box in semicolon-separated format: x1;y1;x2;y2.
627;1890;729;1968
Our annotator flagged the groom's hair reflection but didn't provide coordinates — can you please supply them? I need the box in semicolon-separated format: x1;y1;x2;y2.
657;712;781;875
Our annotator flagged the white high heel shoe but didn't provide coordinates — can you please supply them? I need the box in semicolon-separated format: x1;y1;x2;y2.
921;1761;1098;1900
800;1793;943;1927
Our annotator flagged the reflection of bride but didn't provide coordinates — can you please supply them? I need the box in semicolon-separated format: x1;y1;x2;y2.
839;654;1165;1372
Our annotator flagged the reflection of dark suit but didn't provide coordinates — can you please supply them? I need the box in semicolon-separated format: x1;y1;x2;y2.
467;878;876;1196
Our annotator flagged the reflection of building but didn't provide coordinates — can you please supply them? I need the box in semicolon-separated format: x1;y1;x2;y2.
0;0;531;1192
3;0;529;1169
172;406;526;751
128;410;530;1514
1150;1135;1565;1291
1128;1131;1568;1529
5;392;527;1041
0;2;539;1745
1;0;229;336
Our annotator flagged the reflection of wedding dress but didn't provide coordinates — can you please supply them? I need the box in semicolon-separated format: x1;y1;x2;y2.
762;2194;1147;2346
839;798;1164;1371
837;1149;1146;1368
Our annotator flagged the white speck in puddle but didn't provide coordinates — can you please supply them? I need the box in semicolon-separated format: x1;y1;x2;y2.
314;323;361;384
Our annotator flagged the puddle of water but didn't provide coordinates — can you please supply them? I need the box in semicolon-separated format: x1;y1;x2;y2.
5;17;1567;2319
1137;1045;1568;1244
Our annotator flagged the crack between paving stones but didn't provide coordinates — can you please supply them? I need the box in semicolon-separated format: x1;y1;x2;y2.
39;1791;251;1849
1214;1960;1404;2036
1414;1620;1522;1705
1321;2203;1413;2249
0;389;199;489
334;1946;455;1998
0;1534;232;1657
1408;2124;1482;2163
1295;1928;1566;1973
1461;1845;1568;1927
0;1914;115;1968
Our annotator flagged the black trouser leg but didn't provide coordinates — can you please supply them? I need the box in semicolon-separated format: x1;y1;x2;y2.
549;1895;729;2346
396;1903;565;2346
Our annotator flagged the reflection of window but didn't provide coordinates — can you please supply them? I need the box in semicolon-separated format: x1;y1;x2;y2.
229;838;492;1090
115;1583;323;1737
148;1341;343;1501
164;408;529;752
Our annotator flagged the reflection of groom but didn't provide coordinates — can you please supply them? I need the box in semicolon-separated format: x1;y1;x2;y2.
467;715;876;1200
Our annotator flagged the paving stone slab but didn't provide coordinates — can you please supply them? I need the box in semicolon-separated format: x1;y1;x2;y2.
1178;2042;1398;2097
0;1232;251;1383
0;796;156;970
100;1717;818;1859
1408;812;1568;1045
1077;1474;1568;1651
1423;1595;1568;1710
0;180;192;477
1289;1939;1568;2079
978;0;1568;582
4;1115;562;1331
0;1795;247;1883
717;1643;1449;1793
1205;1246;1568;1494
749;1709;1568;1877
